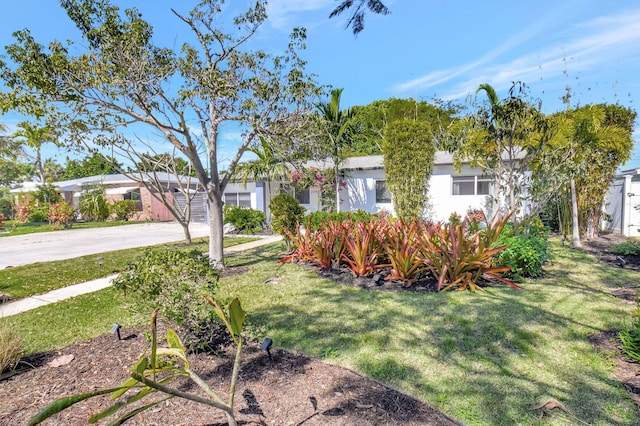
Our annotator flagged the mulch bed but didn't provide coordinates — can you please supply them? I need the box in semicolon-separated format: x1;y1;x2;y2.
2;232;640;425
0;326;458;426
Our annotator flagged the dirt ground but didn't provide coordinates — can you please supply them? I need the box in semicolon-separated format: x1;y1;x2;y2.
2;233;640;426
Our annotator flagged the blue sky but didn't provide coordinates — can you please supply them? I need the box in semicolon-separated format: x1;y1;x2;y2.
1;0;639;169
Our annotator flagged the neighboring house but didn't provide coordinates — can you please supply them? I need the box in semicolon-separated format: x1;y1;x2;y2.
12;173;200;222
229;152;508;222
604;168;640;237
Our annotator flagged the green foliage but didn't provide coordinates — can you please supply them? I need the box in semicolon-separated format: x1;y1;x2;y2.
269;193;305;248
33;183;61;204
493;217;550;280
610;240;640;256
79;187;109;221
0;322;23;374
304;209;371;230
28;299;246;426
112;247;220;352
382;120;436;220
619;296;640;362
47;201;75;229
63;152;122;179
223;205;266;234
109;199;137;221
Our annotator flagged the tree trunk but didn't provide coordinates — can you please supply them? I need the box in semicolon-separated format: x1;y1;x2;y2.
36;147;45;183
334;164;340;213
207;191;225;268
179;220;192;245
570;178;582;248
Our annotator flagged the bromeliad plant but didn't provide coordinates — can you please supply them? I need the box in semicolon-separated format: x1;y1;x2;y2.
419;214;520;292
342;219;386;277
381;219;426;285
29;297;247;426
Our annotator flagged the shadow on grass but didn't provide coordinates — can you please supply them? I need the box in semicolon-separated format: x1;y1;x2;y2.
241;240;638;425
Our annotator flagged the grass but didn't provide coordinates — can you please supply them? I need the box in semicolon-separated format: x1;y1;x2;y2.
0;236;257;299
1;238;639;425
0;220;146;237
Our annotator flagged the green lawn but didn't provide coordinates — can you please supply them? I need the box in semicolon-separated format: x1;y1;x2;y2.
0;236;257;299
1;238;638;425
0;220;146;237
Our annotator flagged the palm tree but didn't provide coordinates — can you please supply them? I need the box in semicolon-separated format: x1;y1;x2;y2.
12;122;58;183
234;137;291;218
315;88;356;212
329;0;390;35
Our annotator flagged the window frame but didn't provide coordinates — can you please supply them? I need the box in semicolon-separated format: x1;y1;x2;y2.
375;180;392;204
452;176;493;196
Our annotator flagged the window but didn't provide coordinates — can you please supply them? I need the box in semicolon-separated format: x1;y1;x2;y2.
279;184;310;204
224;192;251;208
375;180;392;203
452;176;492;196
124;189;143;211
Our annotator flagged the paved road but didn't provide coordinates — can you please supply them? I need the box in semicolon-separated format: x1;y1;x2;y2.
0;222;211;269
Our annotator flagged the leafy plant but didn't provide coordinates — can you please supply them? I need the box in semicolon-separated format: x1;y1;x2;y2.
47;201;75;229
110;199;137;221
269;193;305;250
112;247;220;352
278;220;316;264
342;220;385;277
79;187;110;222
381;220;426;285
495;233;549;280
619;293;640;362
223;205;266;234
0;322;23;375
28;298;246;426
610;240;640;256
419;214;520;292
0;213;6;231
311;220;349;269
304;209;371;230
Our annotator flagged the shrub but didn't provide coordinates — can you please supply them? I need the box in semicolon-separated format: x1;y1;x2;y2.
79;188;110;221
494;234;549;280
223;205;266;234
33;183;61;204
0;322;23;374
342;219;386;277
381;219;426;285
270;193;305;249
28;205;49;223
494;217;550;280
47;201;75;229
0;213;6;231
619;295;640;362
112;247;220;352
304;209;372;231
610;240;640;256
110;199;137;221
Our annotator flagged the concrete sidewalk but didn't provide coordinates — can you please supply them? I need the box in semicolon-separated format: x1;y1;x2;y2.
0;234;282;318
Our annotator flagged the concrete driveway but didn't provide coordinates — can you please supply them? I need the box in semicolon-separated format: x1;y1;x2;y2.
0;222;211;269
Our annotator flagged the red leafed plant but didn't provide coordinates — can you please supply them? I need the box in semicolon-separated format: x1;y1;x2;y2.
381;219;426;286
419;213;520;292
311;220;348;270
278;220;316;264
342;219;386;277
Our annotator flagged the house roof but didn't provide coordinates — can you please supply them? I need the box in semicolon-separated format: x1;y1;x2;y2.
304;151;456;171
11;173;198;193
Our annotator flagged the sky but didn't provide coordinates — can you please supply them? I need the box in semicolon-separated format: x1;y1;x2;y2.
0;0;639;170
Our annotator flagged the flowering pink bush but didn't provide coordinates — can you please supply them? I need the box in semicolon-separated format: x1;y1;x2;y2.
48;201;75;229
290;167;346;211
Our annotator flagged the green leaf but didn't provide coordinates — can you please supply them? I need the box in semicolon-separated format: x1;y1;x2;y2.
88;402;125;424
165;328;184;350
228;298;246;338
105;397;173;426
111;376;139;400
28;387;125;425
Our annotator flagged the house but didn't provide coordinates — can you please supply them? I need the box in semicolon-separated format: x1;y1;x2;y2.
12;173;201;222
604;168;640;237
227;152;507;222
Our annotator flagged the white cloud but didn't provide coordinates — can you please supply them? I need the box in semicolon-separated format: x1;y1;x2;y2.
392;8;640;102
266;0;331;29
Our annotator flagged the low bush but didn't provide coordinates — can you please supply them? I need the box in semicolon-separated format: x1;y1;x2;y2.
270;193;305;250
0;322;23;374
304;209;372;230
79;188;110;222
619;296;640;362
494;218;550;280
610;240;640;256
110;200;137;221
47;201;75;229
112;247;220;352
223;205;266;234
